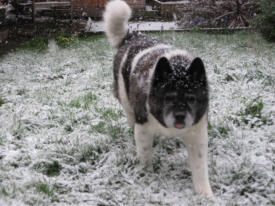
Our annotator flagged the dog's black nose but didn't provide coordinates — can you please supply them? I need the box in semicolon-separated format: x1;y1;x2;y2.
175;112;185;122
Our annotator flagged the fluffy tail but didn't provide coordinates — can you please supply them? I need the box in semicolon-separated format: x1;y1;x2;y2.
103;0;132;48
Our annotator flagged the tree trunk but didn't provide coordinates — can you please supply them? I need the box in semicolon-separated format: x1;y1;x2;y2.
236;0;241;15
211;0;216;6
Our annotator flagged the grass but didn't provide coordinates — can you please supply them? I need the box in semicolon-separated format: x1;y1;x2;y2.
0;97;5;107
23;37;49;51
44;161;62;177
35;183;54;197
231;97;273;128
90;121;124;139
1;187;8;196
0;31;274;206
91;121;106;134
208;123;230;139
33;160;62;177
69;92;97;110
79;144;110;164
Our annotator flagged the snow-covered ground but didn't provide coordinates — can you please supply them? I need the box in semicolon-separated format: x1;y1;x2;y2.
85;20;178;33
0;31;274;205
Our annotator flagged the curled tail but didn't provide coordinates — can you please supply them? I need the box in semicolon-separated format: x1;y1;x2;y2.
103;0;132;48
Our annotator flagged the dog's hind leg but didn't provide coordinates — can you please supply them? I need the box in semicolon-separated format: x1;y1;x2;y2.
134;123;155;165
124;108;135;128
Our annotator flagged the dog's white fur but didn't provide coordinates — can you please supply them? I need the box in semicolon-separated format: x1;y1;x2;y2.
103;0;132;48
118;48;135;127
104;0;213;198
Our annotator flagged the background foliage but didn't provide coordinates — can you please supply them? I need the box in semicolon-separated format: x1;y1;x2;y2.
254;0;275;41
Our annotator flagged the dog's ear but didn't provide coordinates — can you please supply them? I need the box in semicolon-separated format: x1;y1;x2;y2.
154;57;173;83
188;57;206;82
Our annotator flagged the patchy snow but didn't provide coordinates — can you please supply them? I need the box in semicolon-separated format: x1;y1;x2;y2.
85;21;178;33
153;0;190;5
0;32;274;205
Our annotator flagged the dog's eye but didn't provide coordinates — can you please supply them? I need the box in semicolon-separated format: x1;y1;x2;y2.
186;95;196;103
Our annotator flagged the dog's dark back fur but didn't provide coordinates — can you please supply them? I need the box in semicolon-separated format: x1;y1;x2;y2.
113;32;162;98
113;32;166;124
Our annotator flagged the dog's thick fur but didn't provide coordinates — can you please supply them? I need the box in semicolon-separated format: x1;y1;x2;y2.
104;0;213;198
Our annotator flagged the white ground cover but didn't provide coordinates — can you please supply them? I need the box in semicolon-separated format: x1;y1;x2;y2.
85;20;178;32
0;31;274;206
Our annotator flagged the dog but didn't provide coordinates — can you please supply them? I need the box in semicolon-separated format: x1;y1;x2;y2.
103;0;213;198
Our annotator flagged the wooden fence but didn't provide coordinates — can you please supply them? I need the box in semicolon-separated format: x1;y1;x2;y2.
152;0;190;19
72;0;145;17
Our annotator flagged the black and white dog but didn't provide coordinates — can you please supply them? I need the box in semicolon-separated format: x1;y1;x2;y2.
104;0;213;198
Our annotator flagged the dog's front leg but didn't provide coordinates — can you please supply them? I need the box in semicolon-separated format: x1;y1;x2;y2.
124;108;135;128
183;119;213;198
185;139;213;198
134;123;155;165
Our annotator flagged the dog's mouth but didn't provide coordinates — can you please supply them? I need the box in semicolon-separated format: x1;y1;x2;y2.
163;111;193;129
174;123;184;129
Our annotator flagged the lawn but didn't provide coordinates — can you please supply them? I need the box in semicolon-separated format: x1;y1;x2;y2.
0;31;274;206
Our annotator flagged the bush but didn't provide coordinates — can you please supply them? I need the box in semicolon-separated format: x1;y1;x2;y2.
178;0;259;28
24;37;48;51
56;34;76;48
254;0;275;41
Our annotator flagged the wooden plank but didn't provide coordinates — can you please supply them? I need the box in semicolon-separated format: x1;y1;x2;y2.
34;1;71;9
97;0;108;8
32;0;72;22
72;0;107;9
71;0;146;17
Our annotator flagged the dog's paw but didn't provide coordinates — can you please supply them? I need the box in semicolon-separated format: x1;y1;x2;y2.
195;186;214;199
137;154;153;166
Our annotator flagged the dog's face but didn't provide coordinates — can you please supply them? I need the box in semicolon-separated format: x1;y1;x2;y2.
149;56;208;129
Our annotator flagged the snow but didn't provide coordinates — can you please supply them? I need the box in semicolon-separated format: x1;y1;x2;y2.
0;32;274;205
85;20;178;33
153;0;190;5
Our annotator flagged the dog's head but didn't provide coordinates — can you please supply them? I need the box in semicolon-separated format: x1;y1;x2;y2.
149;56;208;129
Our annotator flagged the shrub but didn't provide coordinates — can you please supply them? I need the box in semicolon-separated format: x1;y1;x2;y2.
178;0;259;28
24;37;48;51
254;0;275;41
56;34;76;48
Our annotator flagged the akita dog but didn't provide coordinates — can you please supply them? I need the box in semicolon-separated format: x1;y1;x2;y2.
104;0;213;198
